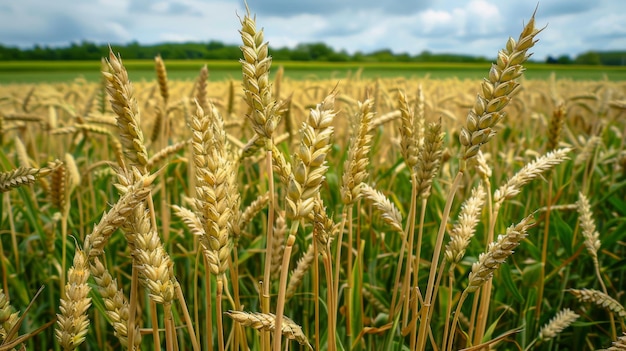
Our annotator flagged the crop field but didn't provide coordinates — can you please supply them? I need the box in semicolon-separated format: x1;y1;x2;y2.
2;60;626;84
1;10;626;351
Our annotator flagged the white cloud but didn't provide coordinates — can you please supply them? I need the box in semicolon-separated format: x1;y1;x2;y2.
0;0;624;60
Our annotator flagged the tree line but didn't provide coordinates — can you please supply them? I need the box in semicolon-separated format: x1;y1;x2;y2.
0;40;623;65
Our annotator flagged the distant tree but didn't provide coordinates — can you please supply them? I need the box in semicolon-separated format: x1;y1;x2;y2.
575;51;601;65
557;55;573;64
0;45;23;60
368;49;396;62
327;50;350;62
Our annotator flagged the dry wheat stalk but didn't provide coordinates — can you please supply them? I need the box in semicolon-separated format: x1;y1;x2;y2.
493;148;571;205
0;160;60;193
83;171;155;257
271;212;287;280
49;161;67;212
103;48;149;171
0;289;19;343
603;333;626;351
150;105;164;143
237;193;270;236
131;204;177;304
368;110;402;132
538;308;579;341
313;199;336;251
195;65;209;112
362;287;389;314
547;102;566;151
90;257;141;349
286;243;316;299
475;151;492;180
445;183;486;264
239;10;278;141
64;153;80;193
569;289;626;318
146;139;190;170
190;102;234;277
576;192;601;260
3;113;41;123
14;136;29;168
575;135;601;166
225;311;312;350
414;85;426;149
360;183;403;233
286;93;336;220
398;90;419;172
415;119;444;199
172;204;206;238
56;248;92;351
154;54;169;104
271;143;293;186
466;215;534;293
341;99;374;204
459;11;543;167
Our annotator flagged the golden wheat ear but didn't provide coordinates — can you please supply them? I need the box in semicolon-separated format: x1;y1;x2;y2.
538;308;579;341
225;311;313;350
56;249;92;351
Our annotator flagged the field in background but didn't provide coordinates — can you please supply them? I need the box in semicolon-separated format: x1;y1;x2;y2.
2;60;626;83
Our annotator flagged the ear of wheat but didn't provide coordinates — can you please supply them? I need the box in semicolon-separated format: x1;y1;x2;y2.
569;289;626;318
56;249;92;351
459;11;543;167
538;308;579;341
466;215;534;293
0;289;19;343
225;311;313;350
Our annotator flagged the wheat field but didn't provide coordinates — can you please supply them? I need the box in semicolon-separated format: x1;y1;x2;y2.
1;9;626;351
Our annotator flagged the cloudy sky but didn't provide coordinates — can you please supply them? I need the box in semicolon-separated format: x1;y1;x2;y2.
0;0;624;60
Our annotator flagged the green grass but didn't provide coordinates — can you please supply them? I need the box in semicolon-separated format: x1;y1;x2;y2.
1;60;625;84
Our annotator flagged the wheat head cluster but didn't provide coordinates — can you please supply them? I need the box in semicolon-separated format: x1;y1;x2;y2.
1;7;626;351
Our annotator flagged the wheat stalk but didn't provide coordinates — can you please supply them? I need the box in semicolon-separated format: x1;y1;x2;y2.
190;102;234;277
225;311;313;350
0;289;19;343
154;54;169;105
286;243;316;299
547;102;566;151
569;289;626;318
576;192;601;260
459;10;543;168
56;249;92;351
538;308;579;341
90;257;141;349
83;170;156;257
493;148;571;205
103;48;149;171
445;183;487;264
239;9;278;141
146;139;190;170
360;183;403;233
286;93;336;220
271;212;286;280
195;65;209;112
0;160;59;193
398;90;419;172
237;193;270;235
130;204;177;304
49;161;67;212
603;333;626;351
415;119;444;199
341;99;375;205
466;214;534;293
